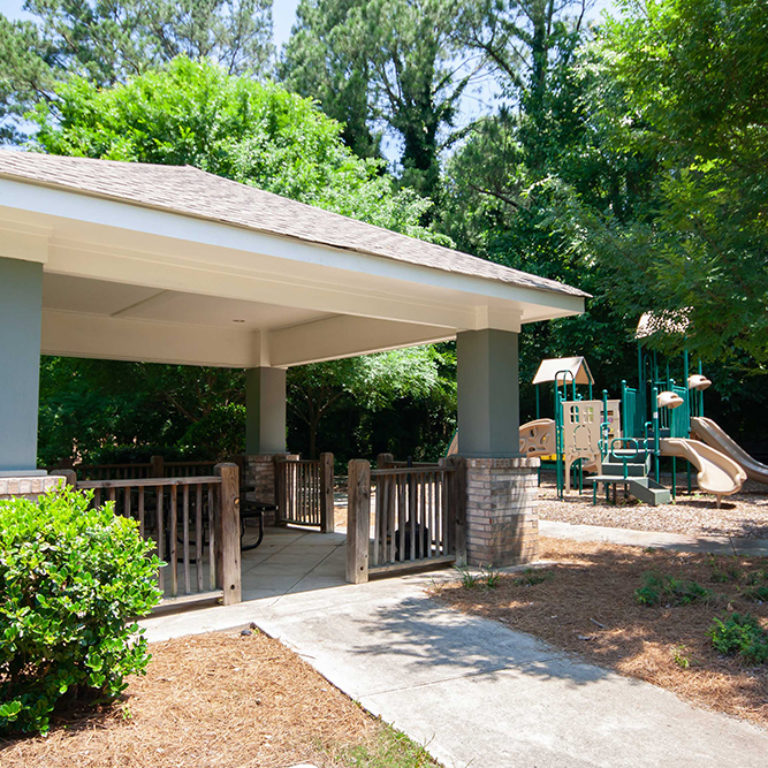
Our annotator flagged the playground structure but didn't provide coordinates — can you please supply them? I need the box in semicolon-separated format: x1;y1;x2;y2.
521;326;767;505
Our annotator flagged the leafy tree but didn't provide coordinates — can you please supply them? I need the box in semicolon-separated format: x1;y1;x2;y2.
281;0;483;202
288;346;452;458
38;358;246;466
279;0;380;160
32;57;441;236
590;0;768;363
0;0;273;141
32;58;451;465
441;28;647;411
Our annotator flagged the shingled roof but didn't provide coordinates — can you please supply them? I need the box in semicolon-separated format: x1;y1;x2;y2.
0;151;587;299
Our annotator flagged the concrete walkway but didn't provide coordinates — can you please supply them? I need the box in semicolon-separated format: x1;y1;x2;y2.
540;518;768;555
141;529;768;768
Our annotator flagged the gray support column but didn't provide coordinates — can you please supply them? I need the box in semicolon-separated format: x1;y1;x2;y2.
0;257;43;474
245;366;287;454
456;329;538;567
456;329;519;458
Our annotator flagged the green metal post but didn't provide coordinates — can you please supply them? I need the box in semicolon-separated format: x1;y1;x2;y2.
652;385;660;483
683;350;690;435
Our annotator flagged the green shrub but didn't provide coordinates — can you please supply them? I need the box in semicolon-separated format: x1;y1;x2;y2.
742;585;768;603
513;568;554;587
635;571;711;607
0;487;161;735
708;612;768;664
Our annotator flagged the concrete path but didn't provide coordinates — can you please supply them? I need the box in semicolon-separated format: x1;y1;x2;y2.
540;519;768;555
141;561;768;768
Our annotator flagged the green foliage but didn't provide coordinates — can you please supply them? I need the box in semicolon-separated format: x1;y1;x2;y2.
593;0;768;362
31;58;441;239
635;571;711;607
38;358;246;466
513;568;554;587
0;487;161;735
455;566;480;589
708;556;742;584
709;612;768;665
480;565;500;589
743;586;768;604
287;345;455;459
282;0;480;201
672;644;692;670
1;1;274;141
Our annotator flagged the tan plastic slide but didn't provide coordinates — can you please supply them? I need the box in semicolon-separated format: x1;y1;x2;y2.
690;416;768;486
660;437;746;499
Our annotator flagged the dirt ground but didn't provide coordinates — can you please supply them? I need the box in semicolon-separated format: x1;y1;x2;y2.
537;473;768;539
432;537;768;729
0;631;437;768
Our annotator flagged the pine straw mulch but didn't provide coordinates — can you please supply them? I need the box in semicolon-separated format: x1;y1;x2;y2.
537;477;768;539
0;630;431;768
431;537;768;729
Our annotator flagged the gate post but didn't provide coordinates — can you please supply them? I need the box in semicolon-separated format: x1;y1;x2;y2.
346;459;370;584
215;462;241;605
320;452;335;533
447;455;467;566
150;455;164;478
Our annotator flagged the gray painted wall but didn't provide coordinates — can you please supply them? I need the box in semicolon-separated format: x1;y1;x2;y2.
456;329;520;457
245;366;287;454
0;257;43;471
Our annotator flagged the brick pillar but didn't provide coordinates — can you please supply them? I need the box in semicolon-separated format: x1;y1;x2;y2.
0;475;66;502
465;456;539;567
244;453;298;526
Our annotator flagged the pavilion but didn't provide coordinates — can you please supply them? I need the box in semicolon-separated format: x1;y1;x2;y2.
0;151;587;566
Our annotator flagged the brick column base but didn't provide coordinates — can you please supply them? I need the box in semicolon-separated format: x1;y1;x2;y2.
465;456;539;567
244;454;297;526
0;475;64;502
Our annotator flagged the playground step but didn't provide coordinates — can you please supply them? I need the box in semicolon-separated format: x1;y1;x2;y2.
627;477;672;506
590;476;673;507
601;458;651;477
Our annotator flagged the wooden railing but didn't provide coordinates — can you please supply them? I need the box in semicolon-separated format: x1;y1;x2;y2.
376;452;440;470
275;453;334;532
346;456;466;584
65;456;240;482
74;463;241;607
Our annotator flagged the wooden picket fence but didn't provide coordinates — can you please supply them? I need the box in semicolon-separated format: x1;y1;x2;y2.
69;463;241;607
274;453;334;532
346;456;466;583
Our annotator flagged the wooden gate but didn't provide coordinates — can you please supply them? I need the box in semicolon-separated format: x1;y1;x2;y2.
275;453;334;531
346;457;466;583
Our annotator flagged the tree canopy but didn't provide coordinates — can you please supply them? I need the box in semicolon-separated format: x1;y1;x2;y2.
31;57;453;464
0;0;274;141
591;0;768;363
281;0;483;203
32;56;444;239
2;0;765;461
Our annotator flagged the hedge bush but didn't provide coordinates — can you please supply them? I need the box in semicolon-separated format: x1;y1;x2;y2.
0;487;161;735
